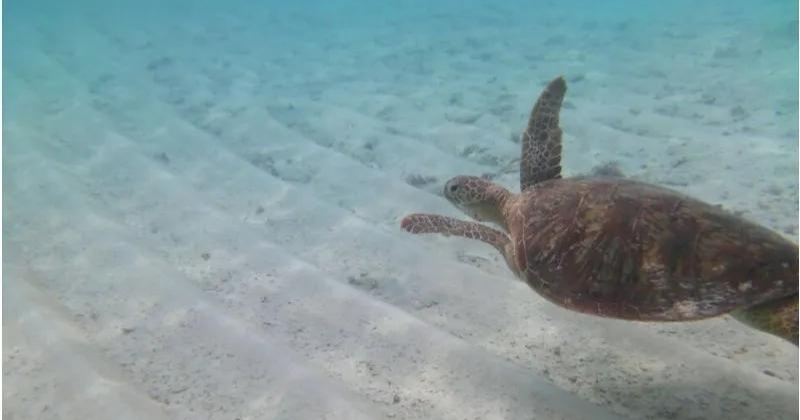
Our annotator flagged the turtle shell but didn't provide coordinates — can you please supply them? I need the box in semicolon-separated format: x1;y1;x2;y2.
511;177;798;321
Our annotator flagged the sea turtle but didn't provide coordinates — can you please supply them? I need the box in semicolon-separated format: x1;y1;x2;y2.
401;76;798;344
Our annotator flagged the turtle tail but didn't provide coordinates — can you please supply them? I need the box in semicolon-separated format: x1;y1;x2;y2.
731;294;798;345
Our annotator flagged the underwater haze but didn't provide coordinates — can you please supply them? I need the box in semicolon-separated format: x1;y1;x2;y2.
3;0;798;419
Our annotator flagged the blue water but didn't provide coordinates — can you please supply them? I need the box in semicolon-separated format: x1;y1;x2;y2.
4;1;798;419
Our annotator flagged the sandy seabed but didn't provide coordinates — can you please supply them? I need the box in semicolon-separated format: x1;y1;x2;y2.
4;1;798;419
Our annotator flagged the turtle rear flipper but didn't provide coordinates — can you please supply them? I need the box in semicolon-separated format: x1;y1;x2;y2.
520;76;566;191
732;294;798;344
401;213;520;277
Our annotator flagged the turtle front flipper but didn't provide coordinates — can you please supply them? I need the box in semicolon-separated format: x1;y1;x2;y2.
520;76;567;191
401;213;520;277
731;294;798;345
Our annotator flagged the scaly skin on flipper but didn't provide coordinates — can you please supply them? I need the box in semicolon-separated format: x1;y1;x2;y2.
401;213;520;277
401;213;510;252
520;76;566;191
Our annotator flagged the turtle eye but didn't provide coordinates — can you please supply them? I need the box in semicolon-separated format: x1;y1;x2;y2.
449;185;459;193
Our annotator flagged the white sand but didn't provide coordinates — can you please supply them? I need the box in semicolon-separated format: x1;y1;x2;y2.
4;1;798;419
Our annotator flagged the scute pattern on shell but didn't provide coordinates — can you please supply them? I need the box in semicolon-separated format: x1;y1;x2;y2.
509;178;799;321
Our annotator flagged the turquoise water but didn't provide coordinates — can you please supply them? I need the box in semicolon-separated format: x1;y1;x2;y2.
4;1;798;419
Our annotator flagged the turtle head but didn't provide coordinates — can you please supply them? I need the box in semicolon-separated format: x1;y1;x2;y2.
444;175;510;226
